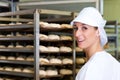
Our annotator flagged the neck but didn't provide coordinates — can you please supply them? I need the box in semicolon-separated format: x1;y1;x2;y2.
84;42;103;60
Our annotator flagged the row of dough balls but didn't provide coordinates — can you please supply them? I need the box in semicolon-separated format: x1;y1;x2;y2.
40;45;72;52
0;44;34;49
40;34;72;40
40;45;83;52
0;44;82;52
0;55;85;65
0;66;33;73
0;66;73;76
40;22;72;29
0;32;33;37
40;58;73;65
0;22;72;29
40;68;73;77
0;55;73;64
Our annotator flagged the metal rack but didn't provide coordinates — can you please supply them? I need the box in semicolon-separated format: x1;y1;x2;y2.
0;9;77;80
105;20;118;59
16;0;103;14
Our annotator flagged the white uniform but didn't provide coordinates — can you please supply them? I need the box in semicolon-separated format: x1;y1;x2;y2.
76;51;120;80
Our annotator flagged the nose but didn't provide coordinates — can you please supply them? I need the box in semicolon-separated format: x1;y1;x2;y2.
74;29;82;38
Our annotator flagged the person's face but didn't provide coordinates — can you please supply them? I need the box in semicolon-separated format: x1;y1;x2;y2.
73;22;99;49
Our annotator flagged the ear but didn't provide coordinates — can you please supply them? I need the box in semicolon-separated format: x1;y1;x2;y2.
96;29;100;37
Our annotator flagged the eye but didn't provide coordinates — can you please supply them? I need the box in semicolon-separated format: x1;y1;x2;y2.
82;25;88;31
73;25;78;31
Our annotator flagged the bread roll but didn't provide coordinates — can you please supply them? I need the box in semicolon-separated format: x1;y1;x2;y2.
27;22;33;24
4;67;13;71
0;56;7;60
76;68;80;73
0;45;6;48
60;46;72;52
13;68;22;72
39;70;46;77
76;47;83;52
8;23;15;25
39;45;48;52
16;22;22;25
39;21;49;28
0;77;4;80
26;56;34;61
25;45;34;49
15;45;24;48
76;58;85;64
62;58;73;64
49;58;62;64
0;24;7;26
16;56;25;61
49;23;61;28
48;34;60;40
60;69;72;75
47;46;59;52
26;34;33;37
0;35;5;37
39;58;49;64
61;24;72;29
39;34;48;40
7;45;14;48
0;66;4;71
60;35;72;40
22;67;34;73
7;56;16;60
16;32;23;37
46;69;58;76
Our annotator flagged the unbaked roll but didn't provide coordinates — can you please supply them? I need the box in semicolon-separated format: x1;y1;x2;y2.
39;34;48;40
59;69;72;75
62;58;73;64
76;58;85;64
25;45;34;49
26;34;33;37
49;23;61;28
46;69;58;76
49;58;62;64
0;66;4;71
39;45;48;52
39;21;49;28
13;68;22;72
0;45;6;48
39;69;46;77
16;56;25;61
47;46;59;52
22;67;34;73
60;35;72;40
76;47;83;52
26;56;34;61
48;34;60;40
0;56;7;60
7;56;16;60
61;24;72;29
15;44;24;48
60;46;72;52
7;44;14;48
4;67;13;71
39;58;49;65
16;32;23;37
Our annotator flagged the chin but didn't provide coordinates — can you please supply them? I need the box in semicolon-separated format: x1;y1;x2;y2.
77;45;85;49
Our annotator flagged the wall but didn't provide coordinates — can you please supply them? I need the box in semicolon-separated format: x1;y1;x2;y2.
104;0;120;23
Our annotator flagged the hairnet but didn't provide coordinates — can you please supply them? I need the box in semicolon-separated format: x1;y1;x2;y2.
70;7;108;47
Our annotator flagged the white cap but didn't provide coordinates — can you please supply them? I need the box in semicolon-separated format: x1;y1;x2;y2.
71;7;108;47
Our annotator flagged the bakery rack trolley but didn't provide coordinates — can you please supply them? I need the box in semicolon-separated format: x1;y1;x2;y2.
105;20;118;59
0;9;77;80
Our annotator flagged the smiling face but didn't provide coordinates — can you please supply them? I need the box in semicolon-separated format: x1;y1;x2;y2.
73;22;99;49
